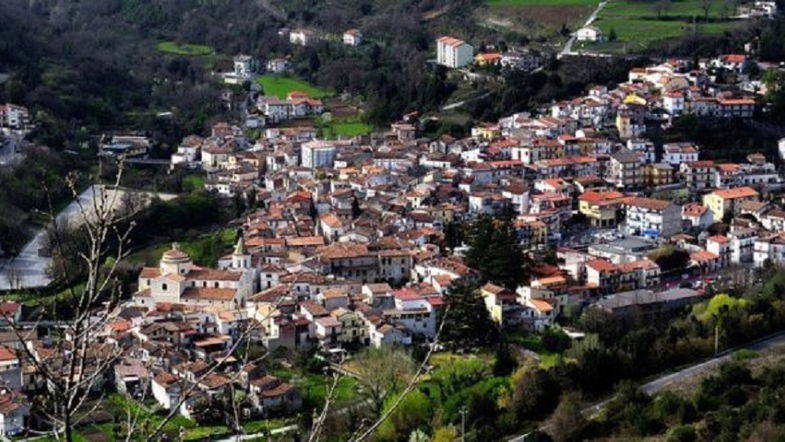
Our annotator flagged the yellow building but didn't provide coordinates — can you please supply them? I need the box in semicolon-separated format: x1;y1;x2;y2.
703;187;760;222
642;163;675;187
624;93;647;105
579;190;626;227
480;283;519;327
330;308;367;344
474;52;502;66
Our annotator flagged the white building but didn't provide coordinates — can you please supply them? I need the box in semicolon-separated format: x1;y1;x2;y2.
622;197;682;239
662;142;699;166
301;140;337;168
0;104;31;134
754;233;785;267
343;29;363;46
234;55;256;77
627;139;656;164
266;58;289;74
662;92;685;117
436;36;474;68
576;26;603;42
132;242;255;309
290;29;315;46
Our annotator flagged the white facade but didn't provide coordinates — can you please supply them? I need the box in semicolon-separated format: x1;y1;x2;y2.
663;143;699;165
623;201;681;239
576;26;603;42
436;36;474;68
289;29;314;46
343;30;363;46
301;141;337;168
754;235;785;267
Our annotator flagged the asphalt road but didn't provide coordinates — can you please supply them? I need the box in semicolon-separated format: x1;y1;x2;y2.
509;330;785;441
559;1;608;58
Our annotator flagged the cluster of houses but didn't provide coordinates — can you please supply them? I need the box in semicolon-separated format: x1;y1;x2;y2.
255;91;325;125
437;35;543;72
152;56;785;340
4;47;785;437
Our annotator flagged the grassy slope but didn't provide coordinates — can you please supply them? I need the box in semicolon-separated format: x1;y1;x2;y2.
257;75;334;99
126;228;238;268
156;41;214;56
486;0;599;6
593;0;736;48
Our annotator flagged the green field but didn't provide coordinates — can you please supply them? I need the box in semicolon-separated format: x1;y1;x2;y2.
256;75;333;99
486;0;599;6
319;120;373;139
591;0;738;49
156;41;214;56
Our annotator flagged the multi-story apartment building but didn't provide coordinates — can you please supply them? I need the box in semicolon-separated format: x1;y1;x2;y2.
754;233;785;267
663;142;699;166
301;140;337;168
608;149;643;189
680;160;716;190
436;36;474;68
622;197;681;239
703;186;760;222
579;190;626;227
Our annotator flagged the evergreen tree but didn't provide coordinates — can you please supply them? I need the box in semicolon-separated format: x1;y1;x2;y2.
442;282;499;348
493;342;517;376
464;216;528;289
442;221;463;254
351;195;362;219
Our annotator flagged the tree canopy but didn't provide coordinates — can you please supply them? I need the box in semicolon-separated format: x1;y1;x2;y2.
463;216;528;289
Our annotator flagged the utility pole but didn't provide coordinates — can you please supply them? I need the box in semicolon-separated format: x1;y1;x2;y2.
715;324;720;355
460;407;467;442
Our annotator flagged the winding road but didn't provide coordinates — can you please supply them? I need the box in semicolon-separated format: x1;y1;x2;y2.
508;330;785;441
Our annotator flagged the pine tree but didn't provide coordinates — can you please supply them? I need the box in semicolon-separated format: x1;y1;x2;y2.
351;195;362;219
441;282;499;348
464;216;528;289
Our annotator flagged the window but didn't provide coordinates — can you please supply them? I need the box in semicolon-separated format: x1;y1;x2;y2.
162;283;168;291
214;282;219;288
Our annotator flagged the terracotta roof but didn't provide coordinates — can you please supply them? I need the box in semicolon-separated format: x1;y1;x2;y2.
181;287;237;301
623;196;672;211
0;346;16;362
529;298;554;313
683;203;708;216
188;267;243;282
710;187;759;200
586;259;617;272
707;235;729;244
580;190;626;205
691;250;719;262
437;36;466;47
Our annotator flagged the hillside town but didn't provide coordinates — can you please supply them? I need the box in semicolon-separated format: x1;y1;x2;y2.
2;21;785;440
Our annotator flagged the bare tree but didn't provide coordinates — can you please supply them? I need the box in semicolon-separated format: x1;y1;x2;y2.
700;0;713;21
652;0;672;18
353;346;416;415
1;166;139;441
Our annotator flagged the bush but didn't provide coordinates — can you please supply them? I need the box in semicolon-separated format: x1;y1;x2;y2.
668;425;697;442
541;327;572;353
732;349;758;361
